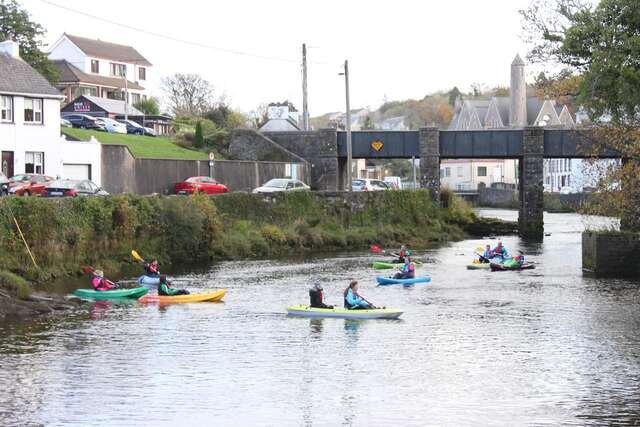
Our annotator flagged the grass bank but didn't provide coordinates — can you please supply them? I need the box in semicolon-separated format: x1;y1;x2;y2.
0;190;515;317
62;128;209;160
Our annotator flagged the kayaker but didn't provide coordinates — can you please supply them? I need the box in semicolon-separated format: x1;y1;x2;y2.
344;281;373;310
144;259;160;277
396;245;407;263
492;241;508;258
309;283;333;309
479;244;493;263
158;275;190;296
394;256;416;279
91;270;118;291
515;251;525;266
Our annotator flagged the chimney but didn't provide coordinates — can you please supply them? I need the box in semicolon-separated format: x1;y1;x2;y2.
509;54;527;127
0;40;20;58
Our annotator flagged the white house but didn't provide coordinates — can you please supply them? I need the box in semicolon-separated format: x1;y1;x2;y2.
0;40;65;179
440;159;517;191
0;40;102;184
48;33;151;104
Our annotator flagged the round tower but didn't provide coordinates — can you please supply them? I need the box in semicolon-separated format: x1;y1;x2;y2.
509;54;527;127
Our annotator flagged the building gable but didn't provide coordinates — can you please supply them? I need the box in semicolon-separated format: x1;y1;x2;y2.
533;100;561;126
484;98;505;128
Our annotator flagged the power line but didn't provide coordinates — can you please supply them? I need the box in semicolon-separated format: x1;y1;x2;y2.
37;0;332;65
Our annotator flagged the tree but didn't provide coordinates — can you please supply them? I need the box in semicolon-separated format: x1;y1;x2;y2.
361;115;375;130
133;97;160;115
194;121;204;148
447;87;462;106
521;0;640;229
161;73;214;117
0;0;58;83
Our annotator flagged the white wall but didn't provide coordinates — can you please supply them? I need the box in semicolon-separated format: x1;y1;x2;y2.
59;136;102;186
441;159;517;191
0;95;62;178
48;38;86;71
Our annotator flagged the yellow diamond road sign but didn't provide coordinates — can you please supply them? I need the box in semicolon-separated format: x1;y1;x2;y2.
371;140;384;151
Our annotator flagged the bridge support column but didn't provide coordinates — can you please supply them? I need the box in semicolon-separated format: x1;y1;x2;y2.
519;127;544;240
419;127;440;203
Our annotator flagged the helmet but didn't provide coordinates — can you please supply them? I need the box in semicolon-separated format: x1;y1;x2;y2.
94;270;104;277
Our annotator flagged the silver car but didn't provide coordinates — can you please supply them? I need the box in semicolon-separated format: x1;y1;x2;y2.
252;178;310;194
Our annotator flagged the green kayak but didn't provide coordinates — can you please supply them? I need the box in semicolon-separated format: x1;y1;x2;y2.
73;287;148;300
373;261;399;269
466;262;491;270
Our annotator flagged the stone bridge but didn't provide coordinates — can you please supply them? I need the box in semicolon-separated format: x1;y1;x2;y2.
229;127;619;240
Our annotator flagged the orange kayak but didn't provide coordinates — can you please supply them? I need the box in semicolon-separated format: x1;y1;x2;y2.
139;289;226;304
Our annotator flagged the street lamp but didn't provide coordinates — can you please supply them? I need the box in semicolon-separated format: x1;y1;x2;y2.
339;60;352;192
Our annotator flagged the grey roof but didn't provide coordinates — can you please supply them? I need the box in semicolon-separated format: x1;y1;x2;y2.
512;54;525;66
64;34;152;66
80;95;144;115
380;116;405;130
526;97;544;125
259;118;300;132
0;52;62;97
53;60;144;90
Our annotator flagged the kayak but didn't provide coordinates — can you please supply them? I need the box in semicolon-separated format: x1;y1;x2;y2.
137;275;160;289
139;289;226;304
373;260;423;269
372;261;398;269
73;287;148;300
376;276;431;286
490;262;535;271
467;262;491;270
286;305;402;319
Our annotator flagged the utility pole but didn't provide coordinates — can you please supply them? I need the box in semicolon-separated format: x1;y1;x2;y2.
302;43;309;131
343;60;353;191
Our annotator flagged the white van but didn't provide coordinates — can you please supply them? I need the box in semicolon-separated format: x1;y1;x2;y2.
383;176;403;190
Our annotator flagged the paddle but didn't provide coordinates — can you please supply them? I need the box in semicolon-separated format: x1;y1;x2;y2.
131;249;145;264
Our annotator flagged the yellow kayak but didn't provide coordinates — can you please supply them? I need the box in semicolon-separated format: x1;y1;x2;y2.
139;289;226;304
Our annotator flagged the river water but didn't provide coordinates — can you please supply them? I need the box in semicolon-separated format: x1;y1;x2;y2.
1;210;639;426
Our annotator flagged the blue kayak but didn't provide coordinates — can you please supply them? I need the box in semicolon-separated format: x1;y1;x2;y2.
376;276;431;286
137;275;160;289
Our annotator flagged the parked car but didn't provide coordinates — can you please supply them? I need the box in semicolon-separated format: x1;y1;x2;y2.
175;176;229;195
60;118;73;128
0;172;8;195
252;178;310;194
352;179;389;192
61;113;105;130
383;176;403;190
117;119;156;137
41;179;108;197
95;117;127;134
7;174;54;196
559;186;576;195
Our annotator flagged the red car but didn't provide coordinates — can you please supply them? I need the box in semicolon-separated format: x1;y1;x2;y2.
175;176;229;195
8;174;54;196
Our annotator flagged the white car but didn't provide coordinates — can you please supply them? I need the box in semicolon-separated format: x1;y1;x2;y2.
95;117;127;134
559;186;576;194
252;178;310;194
352;179;389;192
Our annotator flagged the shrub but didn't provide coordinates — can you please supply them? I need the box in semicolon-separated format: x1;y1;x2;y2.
0;270;31;300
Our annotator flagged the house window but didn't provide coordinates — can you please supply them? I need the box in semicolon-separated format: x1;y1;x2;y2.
91;59;99;74
106;90;125;101
71;86;98;98
445;167;451;177
110;62;126;77
138;67;146;80
457;166;463;177
25;152;44;174
131;93;141;104
1;95;13;122
477;166;487;177
24;98;43;123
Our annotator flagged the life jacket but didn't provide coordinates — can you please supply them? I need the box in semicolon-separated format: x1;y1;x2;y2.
91;276;111;291
309;288;325;308
494;246;506;256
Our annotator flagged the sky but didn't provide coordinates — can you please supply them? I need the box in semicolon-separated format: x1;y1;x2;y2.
21;0;542;116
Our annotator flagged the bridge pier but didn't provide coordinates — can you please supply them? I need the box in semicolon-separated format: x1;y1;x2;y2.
419;127;440;204
519;127;544;240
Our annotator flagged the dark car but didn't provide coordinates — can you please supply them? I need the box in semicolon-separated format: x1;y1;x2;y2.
41;179;109;197
117;119;156;136
8;174;54;196
175;176;229;195
61;114;105;130
0;172;8;196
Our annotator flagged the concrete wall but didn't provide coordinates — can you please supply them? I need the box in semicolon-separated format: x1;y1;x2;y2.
101;144;309;195
582;231;640;277
478;187;518;207
519;127;544;240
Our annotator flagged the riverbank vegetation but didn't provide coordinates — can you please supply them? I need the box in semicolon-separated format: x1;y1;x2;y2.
0;191;513;286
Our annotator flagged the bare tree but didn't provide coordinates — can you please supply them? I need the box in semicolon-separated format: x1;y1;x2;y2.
161;73;214;117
